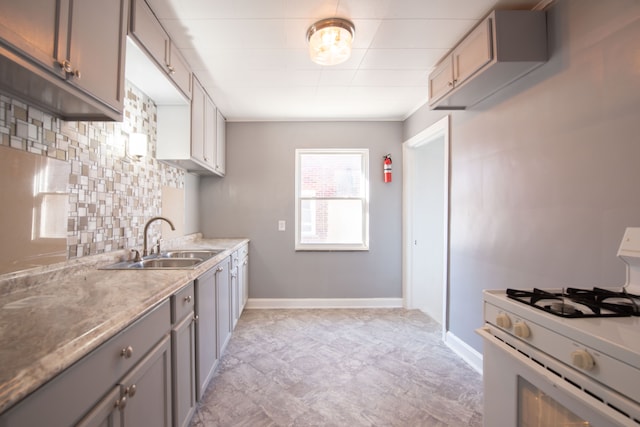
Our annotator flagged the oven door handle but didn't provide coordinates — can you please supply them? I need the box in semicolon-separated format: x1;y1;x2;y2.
476;325;638;425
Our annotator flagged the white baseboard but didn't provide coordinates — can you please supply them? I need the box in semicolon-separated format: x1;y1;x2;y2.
246;298;404;309
444;330;483;375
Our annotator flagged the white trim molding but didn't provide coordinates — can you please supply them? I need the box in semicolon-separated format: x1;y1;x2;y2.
444;331;483;375
246;298;403;309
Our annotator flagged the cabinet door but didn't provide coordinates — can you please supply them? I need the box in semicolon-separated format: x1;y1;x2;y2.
216;257;232;357
172;314;196;427
76;386;123;427
191;76;206;166
120;335;172;427
230;251;239;329
130;0;169;71
194;268;217;401
167;41;192;99
241;254;249;312
215;109;226;176
428;58;453;105
452;17;493;87
0;0;63;76
203;93;217;169
66;0;127;111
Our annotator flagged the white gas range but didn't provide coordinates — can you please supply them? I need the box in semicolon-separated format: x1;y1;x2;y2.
478;227;640;426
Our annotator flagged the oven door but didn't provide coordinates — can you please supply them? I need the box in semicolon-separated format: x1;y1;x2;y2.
477;326;636;427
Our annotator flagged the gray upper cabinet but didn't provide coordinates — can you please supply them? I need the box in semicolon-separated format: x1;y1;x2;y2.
0;2;63;77
0;0;127;120
158;74;225;176
66;0;128;113
191;76;207;167
203;83;217;170
429;19;492;105
129;0;192;99
215;109;227;176
428;10;547;110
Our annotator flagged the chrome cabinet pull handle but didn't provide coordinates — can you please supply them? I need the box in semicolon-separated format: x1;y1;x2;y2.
184;295;192;303
58;60;73;73
115;396;127;410
58;60;81;79
120;345;134;359
125;384;137;398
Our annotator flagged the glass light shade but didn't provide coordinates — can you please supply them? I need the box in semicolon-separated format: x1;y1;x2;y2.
128;132;148;159
307;18;355;66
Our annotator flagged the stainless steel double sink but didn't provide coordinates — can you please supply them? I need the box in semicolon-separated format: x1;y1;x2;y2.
101;249;224;270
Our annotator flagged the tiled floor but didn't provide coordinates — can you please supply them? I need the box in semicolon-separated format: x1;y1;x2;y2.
190;309;483;426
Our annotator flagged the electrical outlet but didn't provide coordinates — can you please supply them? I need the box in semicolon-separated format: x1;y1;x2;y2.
278;220;286;231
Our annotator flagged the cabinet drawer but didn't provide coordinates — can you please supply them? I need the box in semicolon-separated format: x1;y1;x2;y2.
0;300;170;427
172;282;195;323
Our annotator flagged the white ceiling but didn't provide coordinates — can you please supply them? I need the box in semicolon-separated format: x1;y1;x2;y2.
144;0;541;121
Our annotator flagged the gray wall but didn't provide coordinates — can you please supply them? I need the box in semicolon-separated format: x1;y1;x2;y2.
199;121;403;299
184;173;200;234
404;0;640;352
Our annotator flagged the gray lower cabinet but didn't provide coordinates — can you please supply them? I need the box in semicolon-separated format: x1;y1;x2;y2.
0;250;247;426
216;257;232;358
171;283;197;427
0;300;171;427
76;385;122;427
194;267;218;401
240;245;249;313
120;335;172;427
194;256;232;401
79;335;172;427
231;250;240;329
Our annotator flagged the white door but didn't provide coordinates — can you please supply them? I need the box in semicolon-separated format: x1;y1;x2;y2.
403;116;450;333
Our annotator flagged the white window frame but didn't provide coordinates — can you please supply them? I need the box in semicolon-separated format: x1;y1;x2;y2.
295;148;369;251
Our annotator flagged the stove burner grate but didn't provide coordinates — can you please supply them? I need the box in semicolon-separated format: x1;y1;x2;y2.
506;288;638;318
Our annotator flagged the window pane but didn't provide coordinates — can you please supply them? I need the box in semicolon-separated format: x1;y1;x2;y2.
300;199;363;245
300;153;363;198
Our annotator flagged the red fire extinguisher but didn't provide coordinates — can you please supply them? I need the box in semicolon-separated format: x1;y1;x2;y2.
383;154;392;183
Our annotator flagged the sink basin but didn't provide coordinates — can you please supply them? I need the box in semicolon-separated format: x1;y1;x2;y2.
130;258;203;268
100;248;225;270
160;249;223;260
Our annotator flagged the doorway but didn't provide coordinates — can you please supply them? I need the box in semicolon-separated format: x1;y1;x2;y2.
402;115;450;335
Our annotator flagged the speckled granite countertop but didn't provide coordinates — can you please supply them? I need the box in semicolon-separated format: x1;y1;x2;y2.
0;236;248;414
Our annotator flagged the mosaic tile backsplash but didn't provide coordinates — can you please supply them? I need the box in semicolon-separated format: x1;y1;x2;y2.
0;82;185;262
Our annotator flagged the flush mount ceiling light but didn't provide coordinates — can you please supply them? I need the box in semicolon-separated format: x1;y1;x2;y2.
306;18;355;66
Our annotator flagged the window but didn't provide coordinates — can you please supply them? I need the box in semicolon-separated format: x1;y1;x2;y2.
295;149;369;250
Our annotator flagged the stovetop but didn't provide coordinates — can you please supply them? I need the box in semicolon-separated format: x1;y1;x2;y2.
483;228;640;369
506;287;640;318
484;288;640;370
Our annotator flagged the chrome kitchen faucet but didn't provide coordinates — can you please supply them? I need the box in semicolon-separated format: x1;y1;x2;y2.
142;216;175;257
